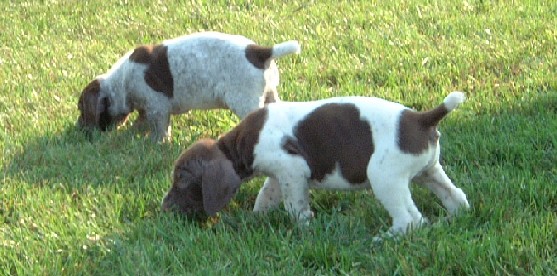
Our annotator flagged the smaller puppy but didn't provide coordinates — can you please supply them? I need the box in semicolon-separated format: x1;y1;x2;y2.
162;92;470;235
77;31;300;141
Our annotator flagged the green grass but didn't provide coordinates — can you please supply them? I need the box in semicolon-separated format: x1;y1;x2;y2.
1;0;556;274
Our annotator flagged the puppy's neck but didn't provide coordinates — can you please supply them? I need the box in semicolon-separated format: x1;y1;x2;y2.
216;108;269;180
217;131;255;180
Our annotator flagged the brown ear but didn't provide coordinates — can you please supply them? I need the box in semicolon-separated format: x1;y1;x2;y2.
201;159;241;216
78;79;110;129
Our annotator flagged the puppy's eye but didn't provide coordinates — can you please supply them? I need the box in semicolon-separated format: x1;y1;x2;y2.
175;170;201;189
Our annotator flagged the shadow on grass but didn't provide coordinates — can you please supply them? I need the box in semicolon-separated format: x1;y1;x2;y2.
4;124;186;189
6;106;245;183
86;206;385;274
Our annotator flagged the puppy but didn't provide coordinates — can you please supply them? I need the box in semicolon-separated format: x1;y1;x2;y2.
76;31;300;141
162;92;470;234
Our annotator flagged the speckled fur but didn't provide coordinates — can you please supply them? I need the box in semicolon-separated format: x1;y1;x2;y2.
162;92;470;235
76;31;300;141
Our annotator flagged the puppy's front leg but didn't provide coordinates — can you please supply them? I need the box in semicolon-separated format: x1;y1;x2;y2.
146;110;171;142
278;175;313;224
253;177;283;213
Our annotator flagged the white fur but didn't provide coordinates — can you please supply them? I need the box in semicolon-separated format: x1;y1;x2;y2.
251;94;470;234
443;91;466;111
90;31;300;141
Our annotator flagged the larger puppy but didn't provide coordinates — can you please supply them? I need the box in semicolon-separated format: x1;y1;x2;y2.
77;31;300;141
162;92;470;234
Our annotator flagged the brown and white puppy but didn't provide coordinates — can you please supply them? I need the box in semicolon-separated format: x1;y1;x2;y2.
162;92;470;235
77;31;300;141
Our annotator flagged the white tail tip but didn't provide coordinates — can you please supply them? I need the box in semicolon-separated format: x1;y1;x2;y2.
272;40;301;58
443;91;466;111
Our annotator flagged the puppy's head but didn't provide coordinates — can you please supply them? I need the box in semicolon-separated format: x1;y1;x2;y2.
161;139;241;217
76;79;129;132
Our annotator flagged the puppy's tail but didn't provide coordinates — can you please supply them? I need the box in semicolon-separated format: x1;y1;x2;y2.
271;40;301;58
419;91;466;127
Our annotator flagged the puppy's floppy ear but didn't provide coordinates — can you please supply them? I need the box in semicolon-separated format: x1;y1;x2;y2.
201;159;241;216
78;79;110;130
97;96;111;131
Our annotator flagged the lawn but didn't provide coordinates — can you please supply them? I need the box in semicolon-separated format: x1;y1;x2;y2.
1;0;556;274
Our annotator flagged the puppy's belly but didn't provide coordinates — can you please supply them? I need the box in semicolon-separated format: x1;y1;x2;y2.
309;168;370;190
170;99;225;114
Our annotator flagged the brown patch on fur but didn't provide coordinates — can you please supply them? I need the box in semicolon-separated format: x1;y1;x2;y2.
77;79;100;127
162;159;205;214
129;44;174;97
77;79;111;130
289;103;374;184
245;44;272;69
162;139;228;215
263;88;278;104
176;139;226;164
398;104;448;154
218;108;269;179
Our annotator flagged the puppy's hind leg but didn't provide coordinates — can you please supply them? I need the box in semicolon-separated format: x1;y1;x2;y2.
368;163;423;234
253;177;283;213
263;86;280;105
413;162;470;215
130;110;149;133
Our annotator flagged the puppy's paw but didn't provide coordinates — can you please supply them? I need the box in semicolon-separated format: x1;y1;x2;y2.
296;210;314;227
372;230;400;244
447;188;470;215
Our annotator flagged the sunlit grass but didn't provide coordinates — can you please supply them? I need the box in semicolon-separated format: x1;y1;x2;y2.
1;1;556;274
